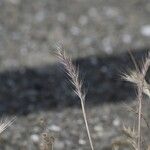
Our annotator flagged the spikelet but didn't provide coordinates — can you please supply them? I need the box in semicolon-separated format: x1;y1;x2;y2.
112;124;138;150
122;124;137;140
40;132;55;150
55;46;94;150
0;117;16;134
122;52;150;150
122;70;150;98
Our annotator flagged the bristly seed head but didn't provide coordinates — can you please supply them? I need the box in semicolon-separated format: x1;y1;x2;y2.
55;45;85;101
0;117;16;134
122;70;150;98
55;46;95;150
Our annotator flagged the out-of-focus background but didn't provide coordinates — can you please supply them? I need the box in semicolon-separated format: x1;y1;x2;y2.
0;0;150;149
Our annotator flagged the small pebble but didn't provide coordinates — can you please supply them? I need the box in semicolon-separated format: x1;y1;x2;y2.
122;34;132;44
30;134;39;143
35;11;46;23
104;7;119;18
141;25;150;37
94;125;103;132
102;37;113;54
70;26;80;36
81;37;93;46
7;0;20;4
113;118;120;127
49;125;61;132
79;139;86;145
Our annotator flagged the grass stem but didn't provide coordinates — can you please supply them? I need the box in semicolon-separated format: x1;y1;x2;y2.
56;47;94;150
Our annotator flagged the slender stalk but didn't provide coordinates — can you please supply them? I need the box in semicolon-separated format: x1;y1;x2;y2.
80;95;94;150
124;104;150;129
137;81;143;150
56;48;94;150
123;52;150;150
137;53;150;150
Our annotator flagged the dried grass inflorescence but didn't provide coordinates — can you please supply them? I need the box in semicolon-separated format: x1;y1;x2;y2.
39;117;55;150
112;125;138;150
113;51;150;150
56;46;85;101
55;45;94;150
0;117;16;134
40;132;54;150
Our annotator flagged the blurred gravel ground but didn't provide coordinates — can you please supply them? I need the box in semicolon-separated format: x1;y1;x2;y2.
0;0;150;68
0;0;150;149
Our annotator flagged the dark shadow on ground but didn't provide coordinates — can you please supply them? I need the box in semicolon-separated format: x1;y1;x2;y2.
0;49;149;115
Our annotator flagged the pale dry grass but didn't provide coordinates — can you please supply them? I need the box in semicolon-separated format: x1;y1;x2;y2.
55;45;95;150
0;117;16;134
113;51;150;150
40;132;54;150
